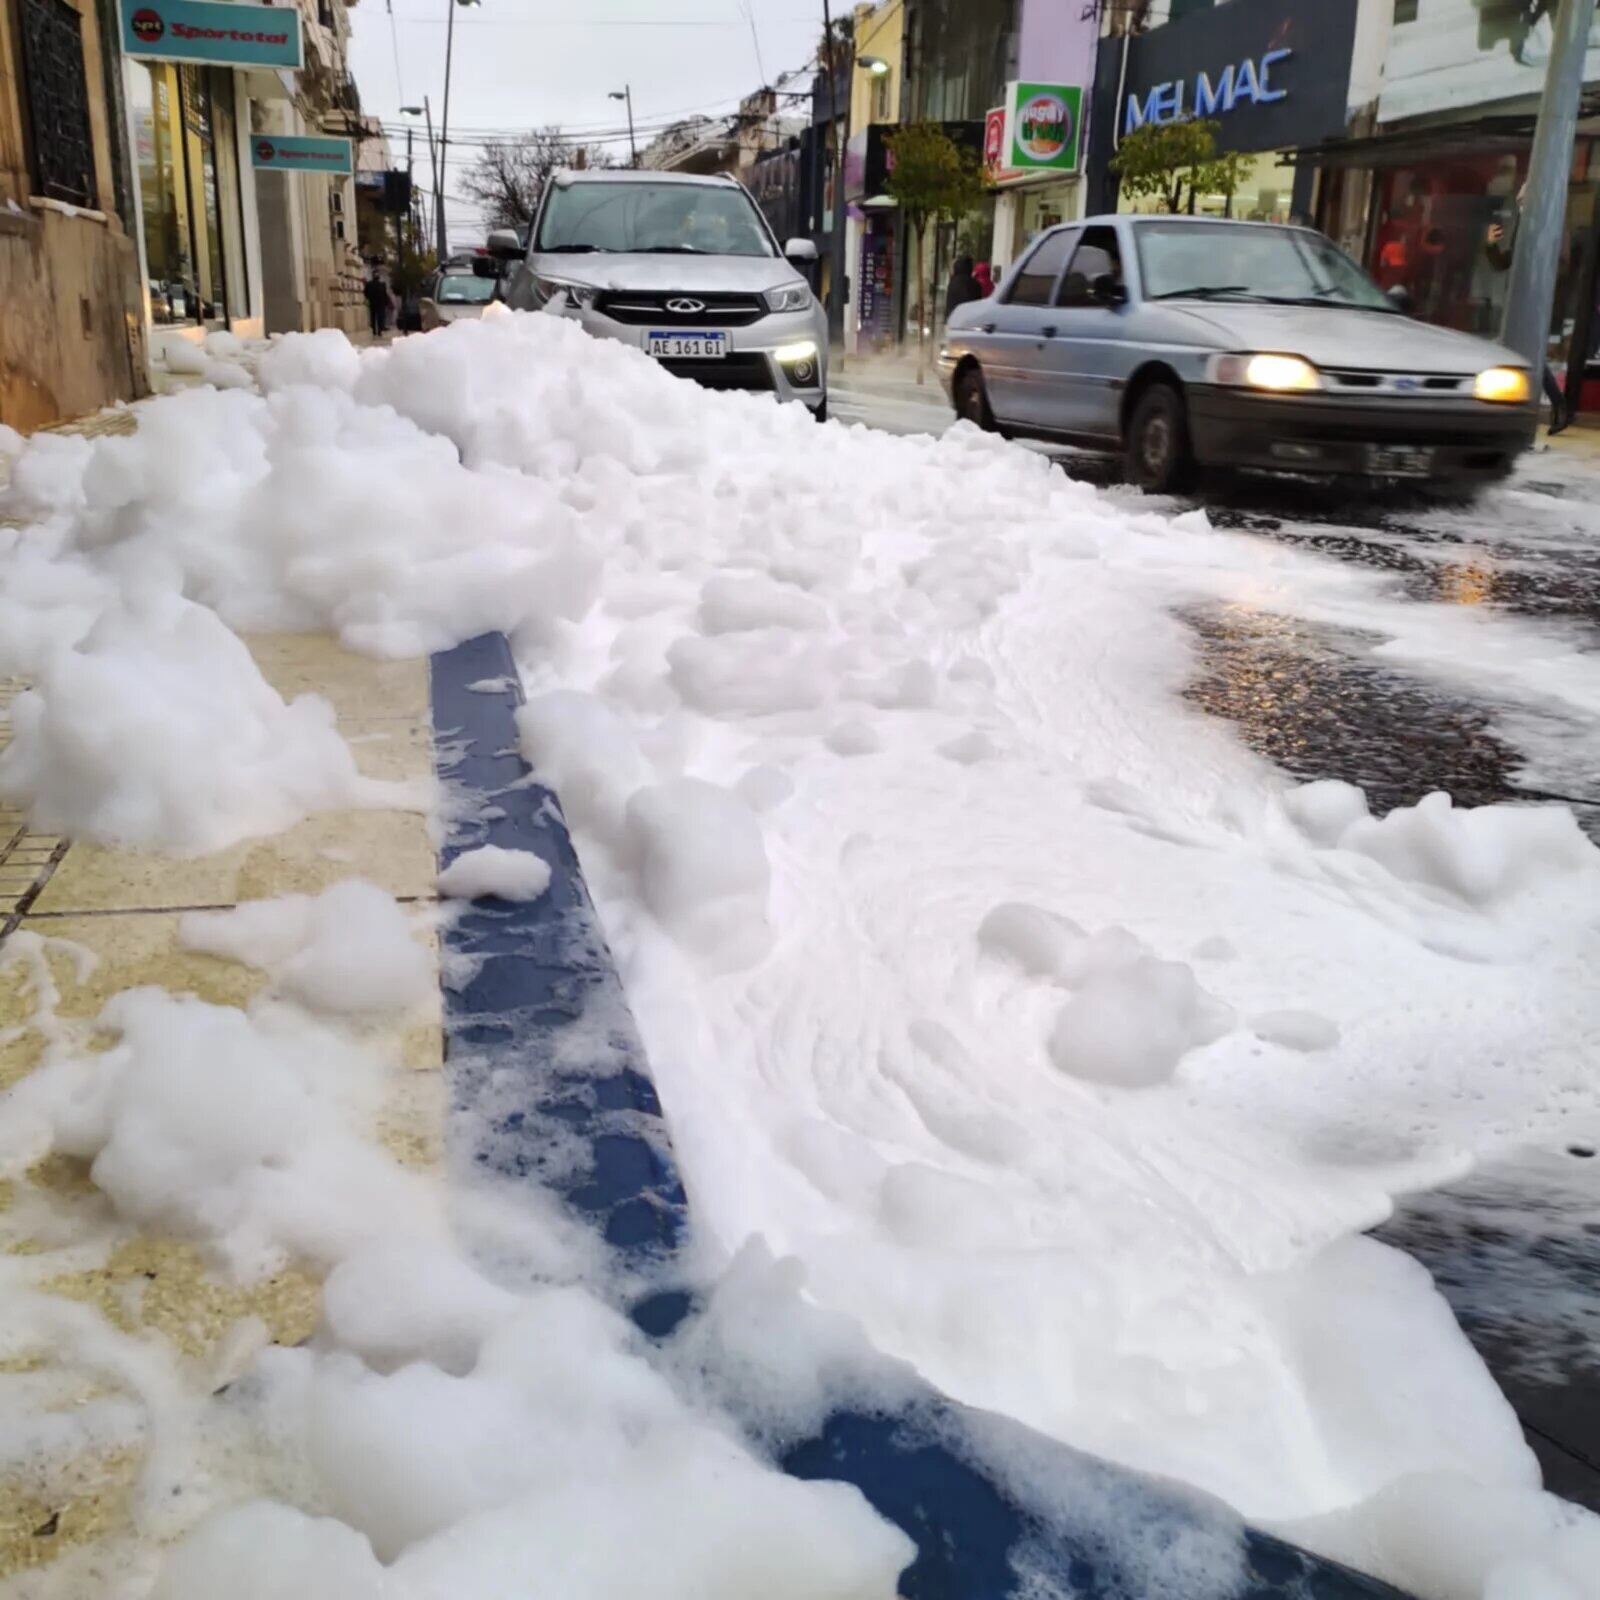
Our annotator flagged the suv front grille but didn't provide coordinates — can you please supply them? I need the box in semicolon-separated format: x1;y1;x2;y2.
598;291;767;327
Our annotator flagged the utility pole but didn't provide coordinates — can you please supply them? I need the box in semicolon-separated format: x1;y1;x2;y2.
610;87;636;167
437;0;481;261
424;97;439;254
1501;0;1599;377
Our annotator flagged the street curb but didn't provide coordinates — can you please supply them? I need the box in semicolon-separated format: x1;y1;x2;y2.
428;632;1414;1600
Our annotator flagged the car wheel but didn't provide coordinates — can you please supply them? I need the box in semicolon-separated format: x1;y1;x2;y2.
954;365;997;432
1124;383;1196;494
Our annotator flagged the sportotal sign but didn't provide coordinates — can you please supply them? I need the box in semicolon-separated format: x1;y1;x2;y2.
120;0;303;70
251;134;353;175
1002;82;1085;174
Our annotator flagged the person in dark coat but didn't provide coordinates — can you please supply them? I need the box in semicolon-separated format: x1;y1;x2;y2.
1485;184;1568;431
363;267;392;338
945;254;980;320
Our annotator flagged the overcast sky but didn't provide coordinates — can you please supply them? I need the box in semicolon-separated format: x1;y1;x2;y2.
348;0;825;243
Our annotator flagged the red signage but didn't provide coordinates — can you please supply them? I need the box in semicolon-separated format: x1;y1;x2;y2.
983;107;1006;179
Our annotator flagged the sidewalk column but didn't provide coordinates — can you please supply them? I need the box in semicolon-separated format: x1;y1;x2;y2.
1501;0;1600;369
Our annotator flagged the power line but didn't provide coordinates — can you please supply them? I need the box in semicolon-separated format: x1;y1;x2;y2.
385;0;405;106
737;0;767;84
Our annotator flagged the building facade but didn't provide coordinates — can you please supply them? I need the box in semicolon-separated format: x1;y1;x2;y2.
1;0;149;428
117;0;371;372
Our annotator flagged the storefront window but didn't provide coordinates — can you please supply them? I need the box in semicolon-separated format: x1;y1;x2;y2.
1368;152;1527;337
1117;152;1298;224
128;59;238;325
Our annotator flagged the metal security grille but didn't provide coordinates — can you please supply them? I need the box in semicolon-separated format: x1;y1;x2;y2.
19;0;96;207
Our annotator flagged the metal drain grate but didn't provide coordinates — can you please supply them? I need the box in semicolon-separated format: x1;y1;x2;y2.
0;679;68;944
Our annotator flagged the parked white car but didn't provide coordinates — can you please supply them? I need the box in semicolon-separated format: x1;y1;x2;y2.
485;170;828;418
420;272;497;331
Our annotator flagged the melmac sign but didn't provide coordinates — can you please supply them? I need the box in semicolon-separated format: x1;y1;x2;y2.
119;0;303;71
1001;82;1085;174
1123;50;1290;135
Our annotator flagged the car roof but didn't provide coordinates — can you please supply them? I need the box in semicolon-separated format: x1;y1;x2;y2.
550;168;740;188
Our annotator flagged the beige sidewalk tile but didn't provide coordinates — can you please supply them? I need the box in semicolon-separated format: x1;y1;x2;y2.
31;808;436;915
247;633;430;722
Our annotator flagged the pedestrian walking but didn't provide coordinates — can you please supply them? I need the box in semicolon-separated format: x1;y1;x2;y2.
973;260;995;298
945;255;981;321
363;266;392;339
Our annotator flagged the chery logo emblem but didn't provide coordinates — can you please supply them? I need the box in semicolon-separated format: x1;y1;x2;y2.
131;7;164;42
666;297;706;314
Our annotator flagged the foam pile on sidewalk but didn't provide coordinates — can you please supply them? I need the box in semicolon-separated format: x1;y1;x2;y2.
2;313;1599;1599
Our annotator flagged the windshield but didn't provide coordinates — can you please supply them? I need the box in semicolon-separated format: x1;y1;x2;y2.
1135;222;1395;311
436;275;495;304
535;180;776;257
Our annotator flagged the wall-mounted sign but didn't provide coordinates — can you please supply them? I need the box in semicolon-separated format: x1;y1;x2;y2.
1089;0;1358;167
1001;82;1084;174
983;106;1007;180
1123;50;1290;135
251;134;353;175
120;0;303;71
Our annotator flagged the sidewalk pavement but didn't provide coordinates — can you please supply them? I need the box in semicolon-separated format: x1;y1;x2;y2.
0;630;441;1582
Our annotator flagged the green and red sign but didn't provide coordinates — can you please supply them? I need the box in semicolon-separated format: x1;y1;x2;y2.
119;0;303;71
1003;82;1084;174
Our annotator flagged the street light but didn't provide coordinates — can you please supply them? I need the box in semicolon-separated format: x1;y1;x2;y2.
856;55;890;76
609;87;636;168
437;0;481;262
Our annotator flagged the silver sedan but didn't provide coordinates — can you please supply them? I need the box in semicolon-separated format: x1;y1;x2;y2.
938;215;1538;494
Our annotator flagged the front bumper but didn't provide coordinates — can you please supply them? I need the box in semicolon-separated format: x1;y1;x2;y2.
561;305;828;408
1187;387;1537;482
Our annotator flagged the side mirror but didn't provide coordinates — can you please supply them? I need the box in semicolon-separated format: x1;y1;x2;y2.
485;228;523;261
470;255;500;279
784;237;819;263
1386;284;1414;314
1091;273;1127;306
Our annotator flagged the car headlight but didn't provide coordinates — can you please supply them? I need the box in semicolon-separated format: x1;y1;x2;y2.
1211;353;1324;391
532;275;597;310
1474;366;1532;404
764;283;812;313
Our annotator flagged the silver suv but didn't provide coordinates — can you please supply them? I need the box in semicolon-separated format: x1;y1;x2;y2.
487;170;828;418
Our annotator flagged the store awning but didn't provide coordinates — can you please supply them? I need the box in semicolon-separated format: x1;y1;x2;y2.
1286;115;1534;169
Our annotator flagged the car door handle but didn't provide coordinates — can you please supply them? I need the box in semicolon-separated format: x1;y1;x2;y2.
981;321;996;334
1041;325;1058;338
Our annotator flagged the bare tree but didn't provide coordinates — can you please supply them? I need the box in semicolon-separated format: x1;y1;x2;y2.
460;128;613;233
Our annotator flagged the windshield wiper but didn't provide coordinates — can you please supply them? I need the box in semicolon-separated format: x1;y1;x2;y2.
1149;285;1260;301
636;245;707;254
1260;294;1400;314
541;244;606;254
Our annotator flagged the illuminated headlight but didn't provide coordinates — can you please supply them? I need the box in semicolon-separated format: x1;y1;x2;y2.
775;339;819;386
531;275;597;310
1473;366;1532;403
765;283;813;313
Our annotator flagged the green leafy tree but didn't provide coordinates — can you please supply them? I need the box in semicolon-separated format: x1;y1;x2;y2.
1109;119;1253;215
885;122;985;382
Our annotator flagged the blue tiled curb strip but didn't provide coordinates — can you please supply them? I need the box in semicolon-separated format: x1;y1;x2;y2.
430;632;1415;1600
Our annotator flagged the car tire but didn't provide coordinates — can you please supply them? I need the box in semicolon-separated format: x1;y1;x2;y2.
1124;383;1196;494
954;365;997;432
812;397;829;424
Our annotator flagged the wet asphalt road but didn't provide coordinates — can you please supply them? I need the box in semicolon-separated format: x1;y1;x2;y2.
836;374;1600;1513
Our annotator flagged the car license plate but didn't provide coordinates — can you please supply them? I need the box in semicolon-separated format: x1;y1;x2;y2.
646;331;726;359
1365;444;1435;478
